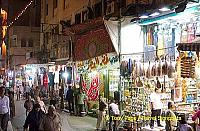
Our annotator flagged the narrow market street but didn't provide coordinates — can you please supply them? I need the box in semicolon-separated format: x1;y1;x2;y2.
11;100;96;131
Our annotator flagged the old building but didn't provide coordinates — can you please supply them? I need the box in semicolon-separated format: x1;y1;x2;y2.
6;0;41;69
40;0;115;63
40;0;181;64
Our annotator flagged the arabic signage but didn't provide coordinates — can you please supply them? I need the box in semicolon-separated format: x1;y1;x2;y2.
76;53;119;74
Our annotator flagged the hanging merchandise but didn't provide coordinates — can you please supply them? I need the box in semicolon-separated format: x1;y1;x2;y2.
181;56;195;78
54;70;59;84
157;26;165;57
181;24;188;43
136;77;143;87
48;72;54;87
120;61;128;77
66;67;72;84
153;26;158;46
156;77;161;89
43;73;48;89
162;56;168;75
128;59;133;76
146;61;151;79
147;27;153;45
168;58;175;78
151;61;156;77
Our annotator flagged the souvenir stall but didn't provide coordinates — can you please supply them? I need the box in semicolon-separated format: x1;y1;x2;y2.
140;3;200;125
24;64;49;89
75;53;119;116
105;2;200;130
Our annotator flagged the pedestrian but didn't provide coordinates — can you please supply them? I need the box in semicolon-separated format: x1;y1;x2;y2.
96;96;107;131
176;114;193;131
8;90;15;119
24;83;31;99
0;76;3;86
150;88;163;129
0;86;10;131
165;101;177;131
66;86;74;114
77;89;87;116
16;86;21;100
23;103;45;131
34;86;41;100
39;105;61;131
109;99;120;131
35;96;47;114
49;88;57;108
192;104;200;130
24;95;35;116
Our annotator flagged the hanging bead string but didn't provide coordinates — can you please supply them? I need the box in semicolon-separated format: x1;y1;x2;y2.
7;0;33;28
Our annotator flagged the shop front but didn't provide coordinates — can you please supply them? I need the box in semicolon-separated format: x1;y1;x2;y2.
75;53;119;115
62;17;118;116
104;1;200;130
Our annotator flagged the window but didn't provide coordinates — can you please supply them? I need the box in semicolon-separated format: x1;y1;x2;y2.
82;10;88;23
94;2;102;17
63;0;68;9
120;0;126;8
75;13;81;24
53;0;58;9
28;39;33;47
46;4;48;16
21;39;26;47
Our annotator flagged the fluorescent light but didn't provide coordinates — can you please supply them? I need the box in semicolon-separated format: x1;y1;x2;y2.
159;7;170;12
149;12;160;17
139;15;149;19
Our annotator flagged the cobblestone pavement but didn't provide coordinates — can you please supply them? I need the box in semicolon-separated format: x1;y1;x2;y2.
11;99;96;131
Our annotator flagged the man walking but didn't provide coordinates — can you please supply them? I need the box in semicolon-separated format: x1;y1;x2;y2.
66;86;74;114
24;95;35;116
23;103;45;131
96;96;107;130
0;86;10;131
39;105;61;131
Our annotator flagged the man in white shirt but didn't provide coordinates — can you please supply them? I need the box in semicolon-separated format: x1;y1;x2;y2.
109;100;120;131
150;88;163;129
0;86;10;131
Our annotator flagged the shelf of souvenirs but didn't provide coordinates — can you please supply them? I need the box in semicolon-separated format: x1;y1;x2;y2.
174;101;200;113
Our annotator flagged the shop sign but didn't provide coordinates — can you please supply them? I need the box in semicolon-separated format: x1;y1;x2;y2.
76;53;119;73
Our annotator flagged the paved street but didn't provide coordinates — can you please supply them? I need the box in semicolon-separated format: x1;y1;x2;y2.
11;100;96;131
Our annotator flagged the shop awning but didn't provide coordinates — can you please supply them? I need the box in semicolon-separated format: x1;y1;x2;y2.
63;17;115;61
104;18;144;55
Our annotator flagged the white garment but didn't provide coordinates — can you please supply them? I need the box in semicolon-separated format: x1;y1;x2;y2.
40;74;43;86
54;71;59;84
6;82;9;88
0;95;10;115
38;100;46;113
150;92;162;110
109;103;120;115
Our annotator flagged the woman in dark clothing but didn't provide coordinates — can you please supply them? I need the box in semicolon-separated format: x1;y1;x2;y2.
8;90;15;118
23;103;45;131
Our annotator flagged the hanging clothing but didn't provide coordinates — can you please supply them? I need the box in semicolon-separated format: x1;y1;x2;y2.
43;74;48;89
40;74;44;86
48;73;54;87
54;71;59;84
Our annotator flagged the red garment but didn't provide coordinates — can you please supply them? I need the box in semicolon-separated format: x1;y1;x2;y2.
43;74;48;88
192;110;200;126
